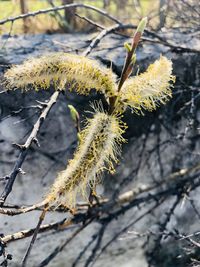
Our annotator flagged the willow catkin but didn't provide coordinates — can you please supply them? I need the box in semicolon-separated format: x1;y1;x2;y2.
4;52;117;97
118;56;175;114
45;110;126;209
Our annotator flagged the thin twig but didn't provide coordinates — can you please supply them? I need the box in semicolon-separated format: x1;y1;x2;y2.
0;3;121;26
0;91;59;206
1;218;75;244
21;206;48;267
83;23;200;58
38;218;94;267
2;167;200;245
1;162;200;216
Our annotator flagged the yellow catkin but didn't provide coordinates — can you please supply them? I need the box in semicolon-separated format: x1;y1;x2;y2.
46;110;126;209
118;56;175;113
4;52;117;97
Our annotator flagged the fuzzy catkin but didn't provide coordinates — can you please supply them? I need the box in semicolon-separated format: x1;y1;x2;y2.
118;56;175;113
4;52;117;97
46;111;126;209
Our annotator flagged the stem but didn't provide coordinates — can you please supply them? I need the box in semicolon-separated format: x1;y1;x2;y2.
21;204;49;267
109;17;147;114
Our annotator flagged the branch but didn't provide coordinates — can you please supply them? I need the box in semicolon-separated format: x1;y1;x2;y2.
83;23;200;57
1;162;200;216
1;169;200;265
38;218;93;267
0;3;121;26
0;91;59;206
1;218;76;243
2;164;200;243
0;3;198;54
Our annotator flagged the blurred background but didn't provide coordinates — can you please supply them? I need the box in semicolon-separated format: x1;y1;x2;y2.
0;0;199;34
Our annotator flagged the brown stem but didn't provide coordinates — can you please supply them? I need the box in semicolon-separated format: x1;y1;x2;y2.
109;31;142;114
118;32;141;92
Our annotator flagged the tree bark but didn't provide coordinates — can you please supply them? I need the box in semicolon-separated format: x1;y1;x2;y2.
116;0;128;9
62;0;76;30
103;0;111;8
19;0;29;33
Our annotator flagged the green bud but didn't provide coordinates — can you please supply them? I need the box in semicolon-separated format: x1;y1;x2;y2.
68;104;79;122
131;54;137;64
124;42;132;52
136;17;147;34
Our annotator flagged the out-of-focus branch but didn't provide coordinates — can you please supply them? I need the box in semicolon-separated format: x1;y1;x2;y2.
2;162;200;244
0;3;198;54
19;0;30;33
83;23;200;57
1;162;200;216
1;218;74;243
0;3;121;26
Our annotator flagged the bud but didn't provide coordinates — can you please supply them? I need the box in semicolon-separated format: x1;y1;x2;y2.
124;42;132;52
136;17;148;35
131;54;137;64
68;104;79;123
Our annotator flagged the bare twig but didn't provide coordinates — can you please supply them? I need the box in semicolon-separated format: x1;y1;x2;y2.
2;164;200;244
0;91;59;206
1;218;75;244
38;218;94;267
0;3;198;54
1;162;200;216
21;205;48;267
0;3;121;26
83;23;200;57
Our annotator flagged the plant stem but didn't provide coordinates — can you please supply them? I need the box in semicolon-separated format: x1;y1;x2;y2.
109;17;147;114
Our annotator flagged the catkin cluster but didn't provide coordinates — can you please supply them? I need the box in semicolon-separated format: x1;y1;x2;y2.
46;111;126;209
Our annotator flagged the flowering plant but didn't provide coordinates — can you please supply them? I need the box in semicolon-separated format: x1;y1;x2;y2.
4;18;175;210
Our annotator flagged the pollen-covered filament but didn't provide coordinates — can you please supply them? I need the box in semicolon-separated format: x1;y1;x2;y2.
46;111;126;209
4;52;117;97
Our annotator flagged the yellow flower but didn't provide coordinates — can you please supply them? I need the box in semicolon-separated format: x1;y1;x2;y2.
118;56;175;113
4;52;117;97
46;109;126;209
